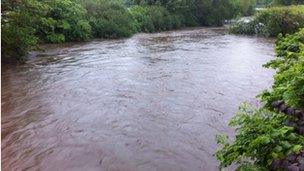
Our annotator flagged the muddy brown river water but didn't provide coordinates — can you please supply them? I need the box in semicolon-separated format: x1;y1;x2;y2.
2;27;275;171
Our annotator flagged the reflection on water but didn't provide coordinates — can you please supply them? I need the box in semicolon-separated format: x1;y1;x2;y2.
2;27;274;171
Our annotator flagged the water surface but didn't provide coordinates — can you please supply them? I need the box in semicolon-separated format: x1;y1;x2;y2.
2;27;274;171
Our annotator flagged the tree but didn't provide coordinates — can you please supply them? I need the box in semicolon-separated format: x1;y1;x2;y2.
1;0;48;62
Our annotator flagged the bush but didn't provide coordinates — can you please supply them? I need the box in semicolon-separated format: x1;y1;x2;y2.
239;0;256;16
236;163;267;171
129;5;154;32
166;13;184;29
1;0;46;62
146;5;170;31
2;24;39;62
230;5;304;36
46;33;65;43
216;104;304;169
229;20;257;35
83;0;136;38
255;6;304;36
261;28;304;109
67;20;92;41
130;0;240;27
272;0;304;5
129;5;185;33
216;28;304;171
42;0;92;42
195;0;240;26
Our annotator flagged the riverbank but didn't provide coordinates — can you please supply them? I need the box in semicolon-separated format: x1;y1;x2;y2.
216;28;304;171
2;0;244;63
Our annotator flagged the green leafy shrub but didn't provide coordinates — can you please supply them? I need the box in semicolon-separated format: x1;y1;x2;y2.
216;27;304;171
255;6;304;36
239;0;256;16
146;5;170;31
236;163;267;171
46;33;65;43
42;0;92;42
229;20;257;35
195;0;241;26
2;24;39;62
1;0;47;62
68;20;92;41
272;0;304;5
129;5;185;33
230;5;304;36
152;9;185;30
261;28;304;109
216;104;304;169
130;0;241;26
166;13;184;29
129;5;155;32
83;0;136;38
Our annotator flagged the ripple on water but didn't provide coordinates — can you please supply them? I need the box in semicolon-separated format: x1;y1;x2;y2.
2;27;275;171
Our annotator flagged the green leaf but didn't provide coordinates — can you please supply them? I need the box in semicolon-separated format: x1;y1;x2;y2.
292;145;302;153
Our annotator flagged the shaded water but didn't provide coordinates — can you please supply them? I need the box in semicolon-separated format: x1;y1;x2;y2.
2;27;275;171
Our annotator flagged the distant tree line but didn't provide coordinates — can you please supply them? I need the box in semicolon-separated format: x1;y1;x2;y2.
2;0;300;62
1;0;244;62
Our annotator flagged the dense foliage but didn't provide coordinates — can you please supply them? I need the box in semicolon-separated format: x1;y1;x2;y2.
42;0;92;43
216;28;304;170
216;104;304;169
2;0;47;62
194;0;240;26
3;0;249;62
239;0;256;16
2;0;92;61
3;0;304;62
82;0;136;38
256;0;273;6
261;29;304;109
255;0;304;6
129;5;185;33
272;0;304;5
129;0;241;26
230;5;304;37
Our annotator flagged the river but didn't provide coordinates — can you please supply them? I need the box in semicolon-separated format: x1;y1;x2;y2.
2;27;274;171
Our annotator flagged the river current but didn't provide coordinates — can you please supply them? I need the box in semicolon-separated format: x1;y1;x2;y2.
2;27;274;171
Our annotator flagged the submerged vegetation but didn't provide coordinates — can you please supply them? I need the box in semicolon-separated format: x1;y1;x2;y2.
216;28;304;170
